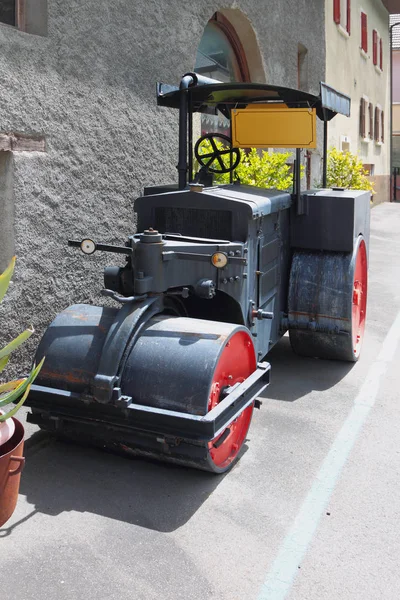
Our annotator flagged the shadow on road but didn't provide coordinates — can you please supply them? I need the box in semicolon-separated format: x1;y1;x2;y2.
262;336;354;402
13;432;225;534
3;337;352;536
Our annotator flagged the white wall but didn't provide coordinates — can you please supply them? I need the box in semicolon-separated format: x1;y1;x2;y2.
326;0;390;190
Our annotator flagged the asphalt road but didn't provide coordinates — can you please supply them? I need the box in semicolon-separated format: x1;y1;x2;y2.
2;202;400;600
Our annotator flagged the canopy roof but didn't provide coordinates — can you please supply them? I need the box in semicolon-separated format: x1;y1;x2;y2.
157;75;351;122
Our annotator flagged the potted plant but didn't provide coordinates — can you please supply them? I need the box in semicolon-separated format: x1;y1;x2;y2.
0;257;43;527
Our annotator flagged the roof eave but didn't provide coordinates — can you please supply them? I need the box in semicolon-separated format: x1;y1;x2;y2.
382;0;399;15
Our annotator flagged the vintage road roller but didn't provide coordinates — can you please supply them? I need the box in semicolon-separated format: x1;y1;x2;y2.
26;74;370;472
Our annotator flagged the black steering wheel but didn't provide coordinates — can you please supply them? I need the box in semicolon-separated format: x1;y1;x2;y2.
194;133;241;174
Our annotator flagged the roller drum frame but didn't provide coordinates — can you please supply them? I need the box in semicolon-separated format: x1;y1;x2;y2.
26;303;270;473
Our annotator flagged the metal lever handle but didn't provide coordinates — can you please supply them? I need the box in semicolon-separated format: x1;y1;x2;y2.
68;240;132;255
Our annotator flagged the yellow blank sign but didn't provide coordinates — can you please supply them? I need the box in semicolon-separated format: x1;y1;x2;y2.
231;105;317;149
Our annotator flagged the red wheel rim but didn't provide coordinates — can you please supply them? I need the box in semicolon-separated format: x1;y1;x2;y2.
352;240;368;358
208;330;256;469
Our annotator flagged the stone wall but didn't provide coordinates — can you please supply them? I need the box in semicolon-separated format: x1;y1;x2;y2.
0;0;325;376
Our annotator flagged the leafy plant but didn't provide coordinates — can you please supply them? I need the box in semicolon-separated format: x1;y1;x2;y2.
0;257;44;423
326;147;375;194
196;141;304;190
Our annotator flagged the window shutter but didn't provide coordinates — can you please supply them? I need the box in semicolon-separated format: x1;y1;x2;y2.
373;30;377;65
380;38;383;70
361;12;368;53
347;0;351;34
381;111;384;142
369;103;373;139
374;107;379;142
334;0;341;24
360;98;366;138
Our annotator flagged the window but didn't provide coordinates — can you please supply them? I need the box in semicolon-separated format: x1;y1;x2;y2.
195;14;248;83
373;30;378;65
0;0;47;36
360;98;367;138
361;12;368;53
0;0;18;27
363;164;374;176
373;30;383;71
374;107;379;141
334;0;351;34
374;107;384;143
368;102;373;139
195;12;249;135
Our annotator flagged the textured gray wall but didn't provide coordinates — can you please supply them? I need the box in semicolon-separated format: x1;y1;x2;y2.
0;0;325;376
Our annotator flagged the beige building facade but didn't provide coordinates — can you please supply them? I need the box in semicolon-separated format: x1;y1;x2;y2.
391;14;400;171
326;0;391;203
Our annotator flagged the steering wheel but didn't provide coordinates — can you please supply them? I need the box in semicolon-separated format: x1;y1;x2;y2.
194;133;241;174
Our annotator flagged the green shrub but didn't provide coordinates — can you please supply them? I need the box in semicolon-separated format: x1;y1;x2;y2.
326;147;375;194
196;142;303;190
0;257;44;422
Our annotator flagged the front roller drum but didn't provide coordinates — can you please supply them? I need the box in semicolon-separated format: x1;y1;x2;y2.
288;236;368;361
120;316;257;473
29;307;259;473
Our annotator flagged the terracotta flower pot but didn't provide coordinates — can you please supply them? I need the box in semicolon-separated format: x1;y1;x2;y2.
0;417;25;527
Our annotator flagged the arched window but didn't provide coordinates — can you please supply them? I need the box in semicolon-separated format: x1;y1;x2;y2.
195;13;249;82
195;13;249;135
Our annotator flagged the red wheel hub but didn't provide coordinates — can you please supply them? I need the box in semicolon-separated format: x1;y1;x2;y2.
207;330;256;470
352;240;368;358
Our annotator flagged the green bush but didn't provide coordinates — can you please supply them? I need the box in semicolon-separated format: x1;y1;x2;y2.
326;148;375;195
196;141;303;191
0;257;43;423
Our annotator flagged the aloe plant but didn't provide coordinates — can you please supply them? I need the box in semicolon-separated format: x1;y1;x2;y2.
0;257;44;423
